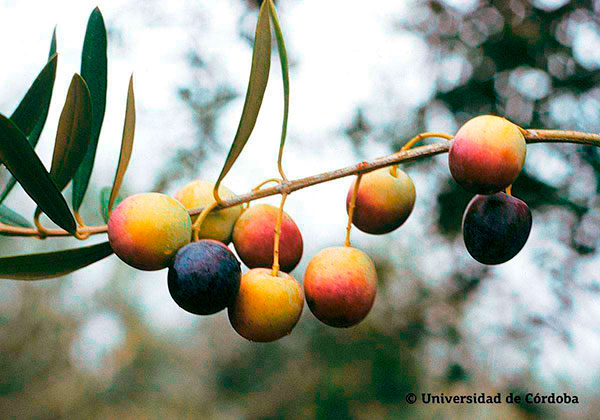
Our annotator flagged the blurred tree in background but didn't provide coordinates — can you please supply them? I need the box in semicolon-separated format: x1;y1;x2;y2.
2;1;600;419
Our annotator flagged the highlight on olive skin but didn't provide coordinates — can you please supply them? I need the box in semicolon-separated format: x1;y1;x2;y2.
168;240;241;315
228;268;304;342
304;246;377;328
174;179;243;244
462;192;532;265
107;192;192;271
233;203;303;272
346;167;416;234
449;115;526;194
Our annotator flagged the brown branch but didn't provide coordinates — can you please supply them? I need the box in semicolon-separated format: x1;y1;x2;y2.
190;141;451;216
524;129;600;146
0;223;108;238
2;128;600;238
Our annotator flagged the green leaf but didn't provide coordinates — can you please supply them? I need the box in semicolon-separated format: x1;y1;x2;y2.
34;74;92;220
0;205;32;228
100;186;125;223
0;36;58;204
50;74;92;191
10;42;58;140
49;26;57;59
215;0;271;190
72;7;108;211
0;241;114;280
0;177;18;206
0;114;76;233
268;0;290;177
108;75;135;216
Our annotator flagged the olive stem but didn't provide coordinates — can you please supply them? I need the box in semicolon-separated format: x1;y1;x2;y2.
2;128;599;239
74;211;86;227
212;185;224;208
244;178;283;210
272;192;288;277
192;201;218;242
268;0;290;183
251;178;282;194
400;132;454;152
345;173;363;247
74;212;91;240
33;212;49;239
391;132;454;176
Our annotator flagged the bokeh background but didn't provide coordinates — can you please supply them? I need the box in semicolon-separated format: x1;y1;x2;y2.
1;0;600;418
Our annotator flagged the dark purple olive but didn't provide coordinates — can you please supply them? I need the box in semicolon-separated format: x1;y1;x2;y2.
168;239;241;315
462;192;532;265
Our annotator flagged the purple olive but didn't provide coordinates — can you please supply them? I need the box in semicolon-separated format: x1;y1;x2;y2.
168;240;241;315
462;192;532;265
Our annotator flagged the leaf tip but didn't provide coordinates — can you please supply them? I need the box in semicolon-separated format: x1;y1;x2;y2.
91;6;105;22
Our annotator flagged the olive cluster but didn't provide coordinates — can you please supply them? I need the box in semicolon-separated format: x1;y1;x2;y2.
106;115;532;342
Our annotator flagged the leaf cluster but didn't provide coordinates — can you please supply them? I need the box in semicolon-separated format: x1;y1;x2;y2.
0;1;288;280
0;8;135;279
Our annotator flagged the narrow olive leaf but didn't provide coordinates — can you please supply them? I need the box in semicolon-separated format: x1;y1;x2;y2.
72;7;108;211
214;0;271;190
108;75;135;215
268;0;290;177
0;42;59;204
34;74;92;219
0;176;17;206
100;186;111;222
0;115;76;233
0;241;113;280
49;26;57;59
10;42;58;140
100;186;125;223
0;205;32;228
50;74;92;191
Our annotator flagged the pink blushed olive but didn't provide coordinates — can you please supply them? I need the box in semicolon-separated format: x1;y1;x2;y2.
449;115;526;194
233;204;303;272
346;167;416;234
304;246;377;328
